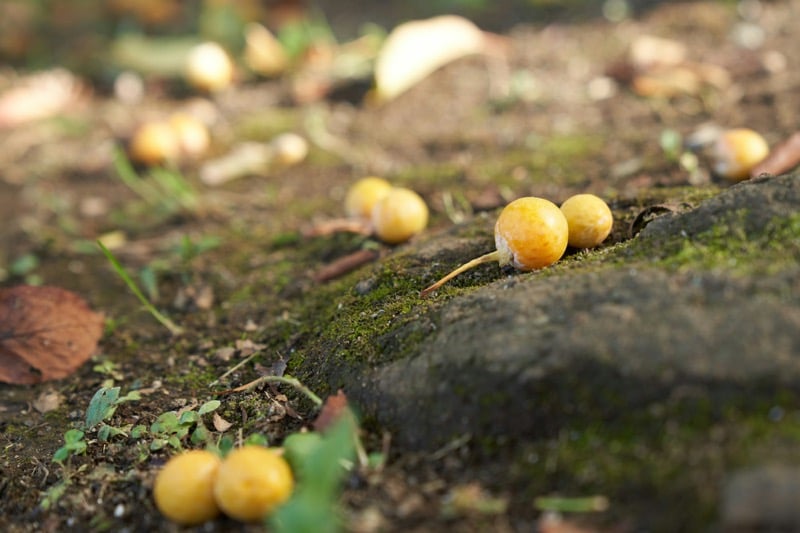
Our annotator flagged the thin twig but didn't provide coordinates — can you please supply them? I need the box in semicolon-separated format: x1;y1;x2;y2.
313;249;379;282
215;374;323;406
209;350;262;386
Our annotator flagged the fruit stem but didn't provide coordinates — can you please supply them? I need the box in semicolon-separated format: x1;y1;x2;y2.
420;250;500;298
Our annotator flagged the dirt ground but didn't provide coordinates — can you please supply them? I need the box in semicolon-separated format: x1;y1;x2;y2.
1;1;800;531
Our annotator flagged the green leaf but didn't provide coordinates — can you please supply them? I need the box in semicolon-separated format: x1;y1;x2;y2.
98;424;112;442
85;387;121;429
40;480;68;510
66;441;87;454
139;266;159;302
151;412;179;434
99;424;128;441
130;425;147;439
167;435;182;449
64;429;85;444
367;452;386;470
52;447;70;463
191;425;209;444
179;411;200;425
244;433;269;447
217;435;235;457
282;432;322;478
150;439;167;451
10;253;39;276
269;414;357;533
198;400;221;415
117;390;142;403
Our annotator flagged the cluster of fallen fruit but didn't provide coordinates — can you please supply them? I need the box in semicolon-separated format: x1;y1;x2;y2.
154;446;291;525
147;120;774;524
154;427;336;526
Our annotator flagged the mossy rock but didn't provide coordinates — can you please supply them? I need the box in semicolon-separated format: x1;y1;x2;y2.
295;173;800;449
288;172;800;529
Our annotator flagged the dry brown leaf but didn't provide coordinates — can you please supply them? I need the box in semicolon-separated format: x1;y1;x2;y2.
313;389;350;432
212;412;233;432
32;390;64;413
0;285;104;384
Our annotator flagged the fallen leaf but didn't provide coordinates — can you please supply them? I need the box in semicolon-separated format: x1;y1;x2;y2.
32;390;64;414
373;15;491;103
313;389;349;432
0;285;104;384
212;412;233;432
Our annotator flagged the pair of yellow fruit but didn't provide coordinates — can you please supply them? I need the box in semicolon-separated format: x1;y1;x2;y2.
153;446;293;525
421;194;613;297
344;177;429;244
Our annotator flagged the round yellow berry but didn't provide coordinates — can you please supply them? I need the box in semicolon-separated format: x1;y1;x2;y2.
270;133;309;167
345;177;392;219
494;197;568;270
371;187;429;244
213;446;294;522
185;42;234;92
153;450;222;525
169;113;210;159
712;128;769;181
129;121;181;166
560;194;613;249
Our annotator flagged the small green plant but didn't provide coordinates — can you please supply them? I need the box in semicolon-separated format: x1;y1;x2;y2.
269;413;357;533
52;429;87;464
659;128;702;182
85;386;141;430
51;385;142;466
143;400;221;451
92;359;124;381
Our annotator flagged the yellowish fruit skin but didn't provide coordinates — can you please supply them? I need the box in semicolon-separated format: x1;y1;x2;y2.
345;177;392;219
169;113;210;158
371;187;429;244
185;42;234;92
494;197;568;270
129;121;181;166
270;133;309;166
560;194;613;249
153;450;222;525
712;128;769;181
213;446;294;523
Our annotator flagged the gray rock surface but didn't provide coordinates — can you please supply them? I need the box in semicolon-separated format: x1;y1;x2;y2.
348;173;800;449
721;466;800;530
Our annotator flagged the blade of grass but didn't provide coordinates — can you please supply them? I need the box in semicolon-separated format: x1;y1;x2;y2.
149;167;197;210
112;146;164;206
97;240;183;336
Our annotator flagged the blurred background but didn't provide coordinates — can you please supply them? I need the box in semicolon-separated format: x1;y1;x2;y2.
0;0;678;77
